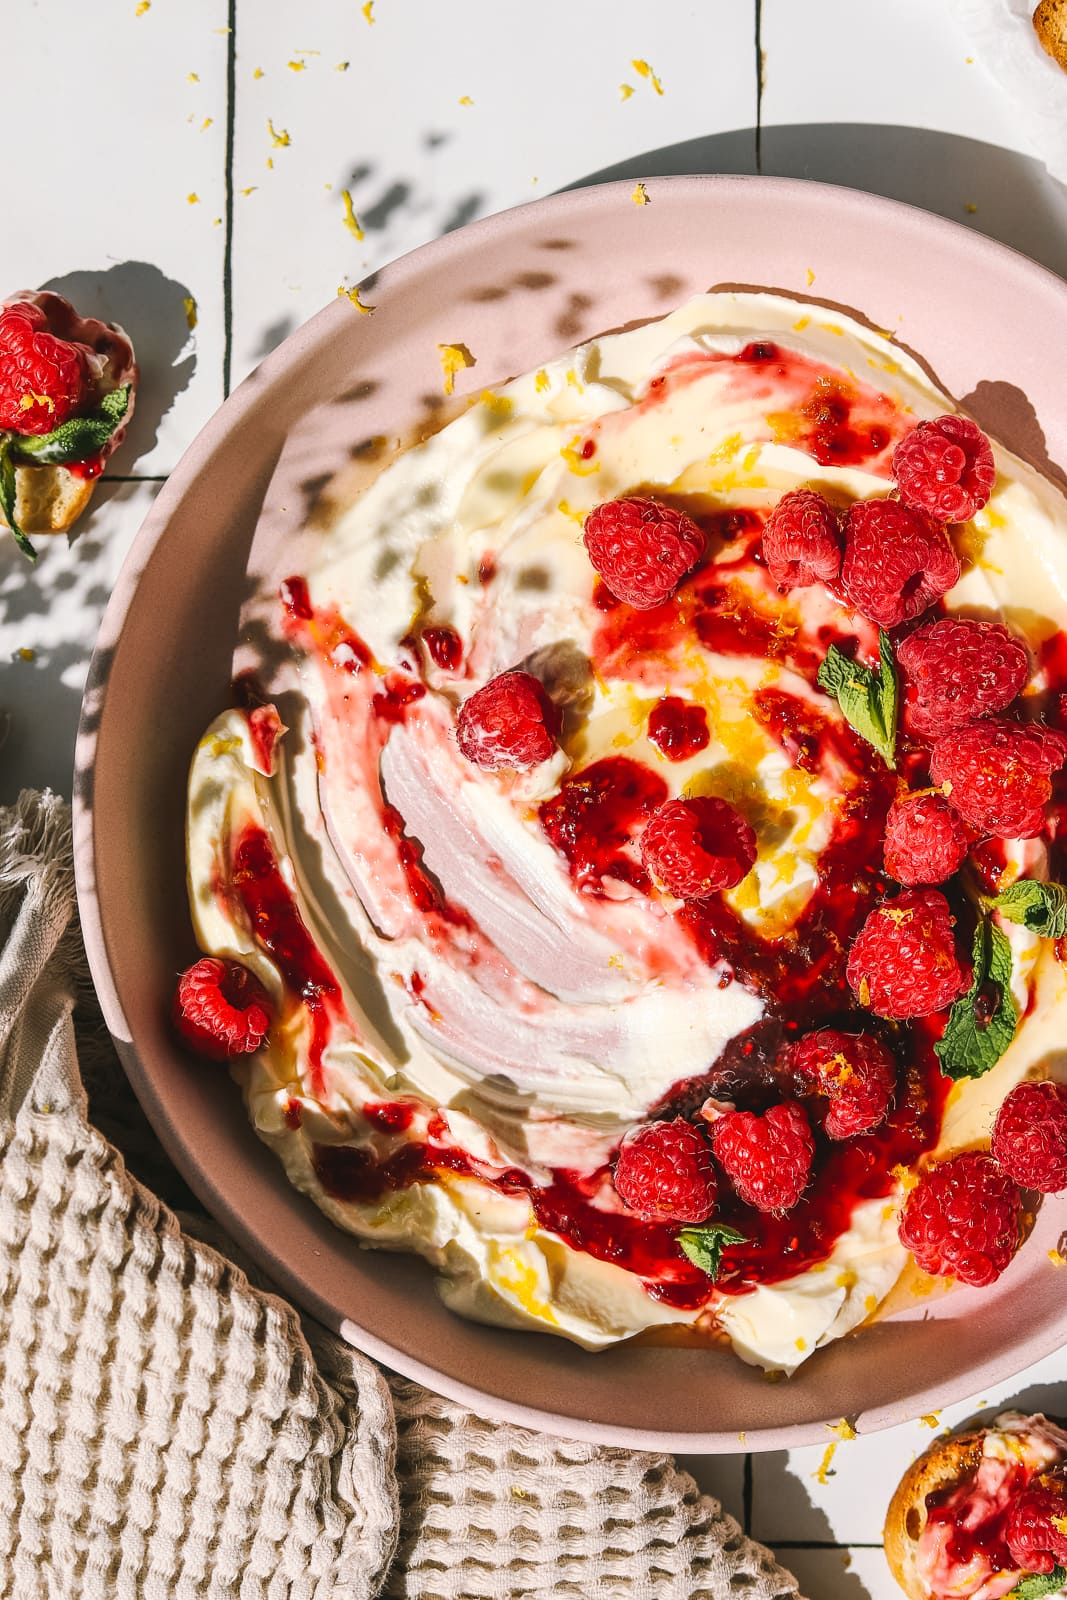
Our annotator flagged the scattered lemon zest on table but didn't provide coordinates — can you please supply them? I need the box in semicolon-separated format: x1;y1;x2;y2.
201;117;213;131
288;59;307;72
135;1;150;14
16;648;35;663
619;83;635;100
363;0;375;20
458;94;474;107
632;182;650;206
813;1442;837;1483
966;202;978;214
336;61;350;70
212;216;222;226
438;343;476;394
920;1412;941;1429
240;185;258;196
183;296;198;330
827;1420;857;1441
341;189;365;240
268;118;291;147
806;267;816;286
187;71;200;83
631;58;664;95
253;67;264;79
187;192;200;204
737;1432;746;1444
338;284;374;314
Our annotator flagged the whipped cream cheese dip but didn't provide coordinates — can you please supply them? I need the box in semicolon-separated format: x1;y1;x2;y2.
184;292;1067;1370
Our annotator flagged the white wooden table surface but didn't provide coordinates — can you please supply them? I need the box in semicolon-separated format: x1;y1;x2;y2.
3;5;1066;1595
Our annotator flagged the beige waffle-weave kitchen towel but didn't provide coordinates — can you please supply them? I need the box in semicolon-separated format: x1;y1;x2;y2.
0;788;804;1600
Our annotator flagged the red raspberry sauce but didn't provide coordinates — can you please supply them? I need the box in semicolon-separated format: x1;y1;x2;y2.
228;824;345;1096
422;625;463;671
647;696;711;761
538;756;667;894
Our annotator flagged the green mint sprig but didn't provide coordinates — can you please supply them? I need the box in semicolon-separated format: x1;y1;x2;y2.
816;629;898;768
1009;1568;1067;1599
0;436;34;562
0;385;131;564
934;917;1018;1081
993;879;1067;941
677;1222;747;1281
11;384;131;467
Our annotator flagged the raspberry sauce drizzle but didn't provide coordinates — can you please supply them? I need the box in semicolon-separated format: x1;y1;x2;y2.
228;824;346;1096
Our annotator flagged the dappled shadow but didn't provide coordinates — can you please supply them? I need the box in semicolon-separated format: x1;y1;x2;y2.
571;122;1067;281
44;261;196;470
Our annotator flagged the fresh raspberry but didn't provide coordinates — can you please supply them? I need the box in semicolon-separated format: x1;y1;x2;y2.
991;1080;1067;1193
761;489;842;589
790;1029;896;1139
613;1117;717;1223
582;496;705;609
897;617;1029;740
1005;1470;1067;1575
710;1101;815;1213
846;888;969;1018
840;499;960;627
892;414;996;523
897;1151;1023;1285
0;300;89;435
173;957;273;1060
456;670;560;769
883;791;969;886
929;719;1067;839
640;795;757;898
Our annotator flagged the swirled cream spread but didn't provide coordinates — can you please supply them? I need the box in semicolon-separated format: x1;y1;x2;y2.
184;292;1067;1368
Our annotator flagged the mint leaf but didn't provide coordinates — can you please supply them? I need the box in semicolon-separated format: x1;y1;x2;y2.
678;1222;747;1280
935;917;1017;1080
12;384;131;466
0;434;37;563
1010;1568;1066;1599
994;879;1067;941
816;629;898;768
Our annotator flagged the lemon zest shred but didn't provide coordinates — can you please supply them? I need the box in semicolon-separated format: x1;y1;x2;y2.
632;182;650;206
437;342;476;395
182;296;198;330
813;1442;837;1484
341;189;364;241
267;118;291;148
338;284;374;315
631;58;664;95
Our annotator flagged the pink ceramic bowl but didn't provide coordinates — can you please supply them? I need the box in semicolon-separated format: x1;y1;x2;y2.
74;177;1067;1452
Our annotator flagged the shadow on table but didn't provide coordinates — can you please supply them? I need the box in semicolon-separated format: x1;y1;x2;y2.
43;260;197;469
569;122;1067;283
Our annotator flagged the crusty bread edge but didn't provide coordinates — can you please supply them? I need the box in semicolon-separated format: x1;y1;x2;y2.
1034;0;1067;69
0;462;96;537
883;1430;986;1600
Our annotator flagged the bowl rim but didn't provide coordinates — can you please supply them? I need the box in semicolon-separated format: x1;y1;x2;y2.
73;173;1067;1452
